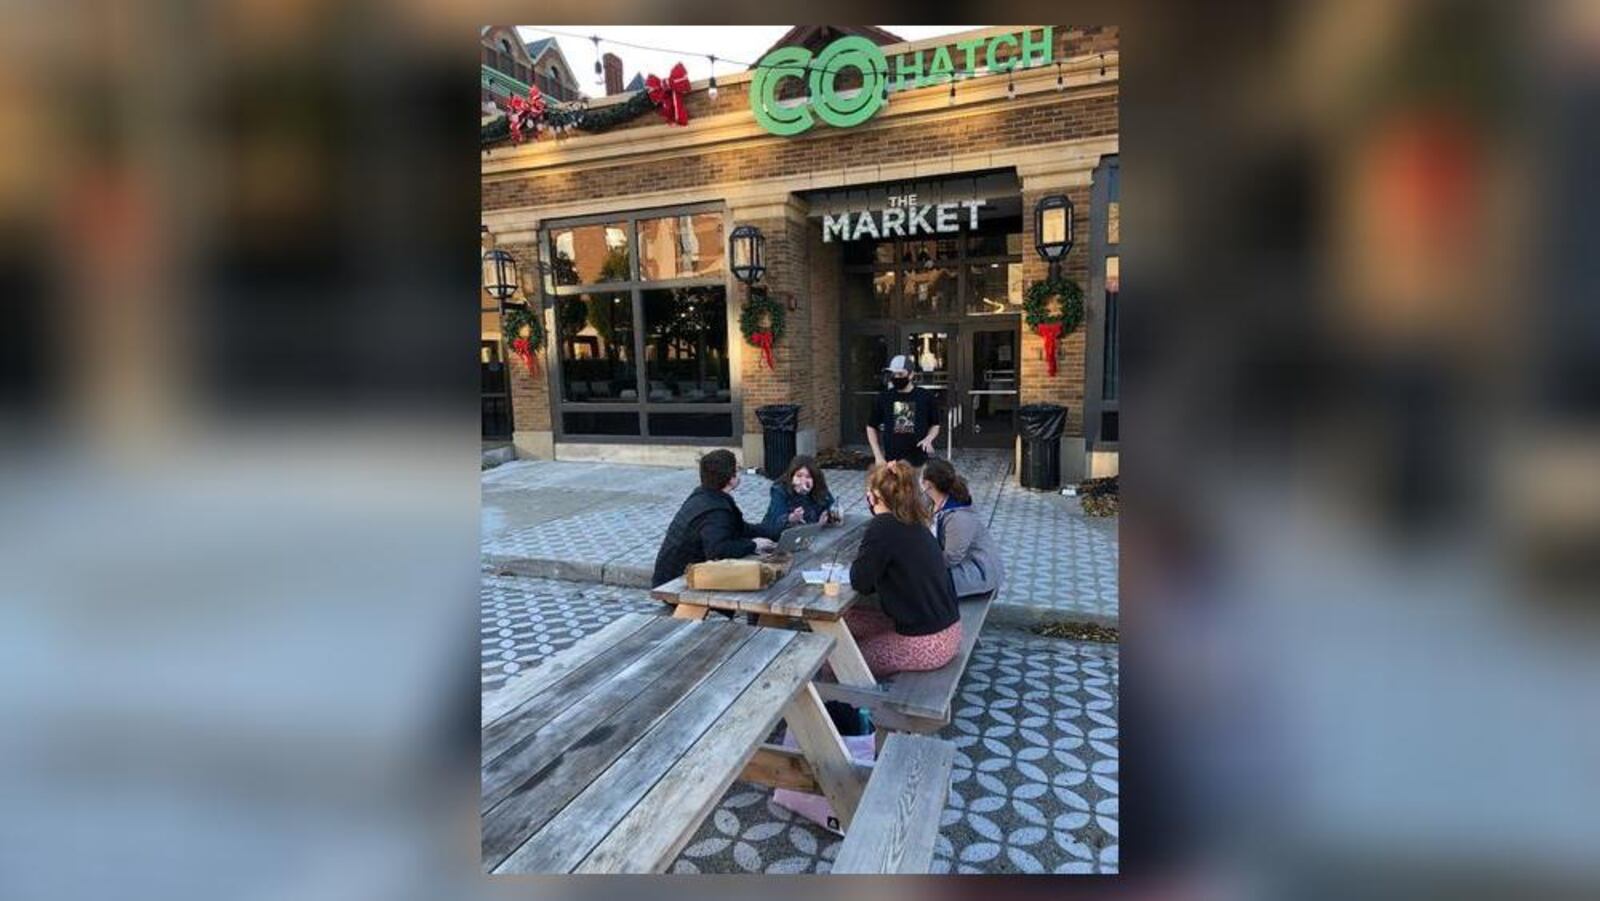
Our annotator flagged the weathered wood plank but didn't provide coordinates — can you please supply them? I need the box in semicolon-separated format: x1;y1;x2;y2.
494;628;798;874
480;617;694;771
482;617;722;811
481;613;656;727
482;616;680;754
650;518;870;618
482;620;754;868
814;596;991;728
831;733;956;874
808;617;877;687
888;597;990;719
738;744;874;794
780;682;867;832
574;631;836;873
671;603;708;620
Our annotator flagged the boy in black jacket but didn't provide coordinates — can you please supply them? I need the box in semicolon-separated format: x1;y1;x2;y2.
651;450;780;588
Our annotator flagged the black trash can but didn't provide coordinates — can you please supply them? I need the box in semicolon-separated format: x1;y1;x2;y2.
755;404;801;478
1018;403;1068;490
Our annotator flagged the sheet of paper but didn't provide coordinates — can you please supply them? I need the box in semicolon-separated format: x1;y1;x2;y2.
801;564;849;585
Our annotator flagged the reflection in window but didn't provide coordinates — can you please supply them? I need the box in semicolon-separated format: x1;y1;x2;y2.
902;266;957;316
557;292;636;403
905;331;951;390
638;214;725;280
547;222;631;286
966;262;1023;315
843;270;895;319
641;287;730;403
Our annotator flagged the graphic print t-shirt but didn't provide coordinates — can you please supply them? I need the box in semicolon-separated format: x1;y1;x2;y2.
872;386;938;465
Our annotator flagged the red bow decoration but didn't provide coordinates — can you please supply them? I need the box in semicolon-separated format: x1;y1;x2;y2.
646;62;691;126
511;336;539;375
750;330;775;370
507;87;546;144
1036;323;1063;376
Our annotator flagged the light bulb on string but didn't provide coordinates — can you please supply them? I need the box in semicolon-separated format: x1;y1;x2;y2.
707;55;718;100
1057;62;1065;91
1007;70;1016;100
1099;53;1106;77
592;35;603;86
948;74;956;106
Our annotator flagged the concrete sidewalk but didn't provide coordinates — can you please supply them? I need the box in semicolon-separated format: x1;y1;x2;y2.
482;449;1117;623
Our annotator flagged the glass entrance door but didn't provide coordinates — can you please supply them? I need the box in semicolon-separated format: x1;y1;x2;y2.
901;327;954;455
961;324;1020;448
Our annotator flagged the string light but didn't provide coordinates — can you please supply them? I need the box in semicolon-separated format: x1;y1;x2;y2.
948;73;956;106
1099;53;1106;77
707;54;718;100
592;35;603;86
1056;62;1064;91
1007;69;1016;100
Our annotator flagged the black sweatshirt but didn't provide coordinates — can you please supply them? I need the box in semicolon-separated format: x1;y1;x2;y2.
849;512;960;636
651;487;781;587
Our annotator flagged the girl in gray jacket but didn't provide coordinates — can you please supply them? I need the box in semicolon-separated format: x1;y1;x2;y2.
921;459;1005;598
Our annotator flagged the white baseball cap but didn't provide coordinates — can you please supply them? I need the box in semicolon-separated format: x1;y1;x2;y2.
884;355;917;374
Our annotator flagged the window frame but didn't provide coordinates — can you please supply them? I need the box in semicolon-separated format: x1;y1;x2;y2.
540;202;740;444
1084;155;1120;452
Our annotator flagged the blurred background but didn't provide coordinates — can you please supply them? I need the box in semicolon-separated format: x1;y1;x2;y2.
1;1;1596;900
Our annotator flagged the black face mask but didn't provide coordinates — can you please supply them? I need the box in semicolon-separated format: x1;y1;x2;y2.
890;376;910;390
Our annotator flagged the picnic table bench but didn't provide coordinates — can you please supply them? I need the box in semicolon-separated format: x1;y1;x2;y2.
815;592;993;734
481;610;956;874
652;514;881;688
652;511;996;736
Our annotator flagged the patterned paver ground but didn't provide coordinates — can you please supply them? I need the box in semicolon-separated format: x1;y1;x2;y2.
481;576;1119;874
482;449;1117;620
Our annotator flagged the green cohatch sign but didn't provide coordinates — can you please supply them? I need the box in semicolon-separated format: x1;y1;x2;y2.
749;27;1055;136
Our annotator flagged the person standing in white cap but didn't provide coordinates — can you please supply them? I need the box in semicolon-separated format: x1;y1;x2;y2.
866;354;942;472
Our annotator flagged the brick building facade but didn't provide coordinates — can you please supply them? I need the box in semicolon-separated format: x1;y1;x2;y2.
482;25;1119;481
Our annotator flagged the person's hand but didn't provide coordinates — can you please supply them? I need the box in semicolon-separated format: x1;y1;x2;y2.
788;506;806;525
917;436;936;454
753;537;777;554
827;509;843;525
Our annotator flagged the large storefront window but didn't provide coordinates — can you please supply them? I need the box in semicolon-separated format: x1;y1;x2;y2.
547;221;630;287
556;292;635;403
642;287;730;403
838;204;1025;321
544;204;735;442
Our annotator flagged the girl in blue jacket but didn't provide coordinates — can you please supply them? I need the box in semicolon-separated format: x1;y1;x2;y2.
762;455;841;533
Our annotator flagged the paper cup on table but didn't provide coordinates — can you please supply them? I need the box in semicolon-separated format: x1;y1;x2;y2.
823;579;840;596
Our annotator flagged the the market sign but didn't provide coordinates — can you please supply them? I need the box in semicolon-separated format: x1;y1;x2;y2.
751;27;1055;136
822;194;987;242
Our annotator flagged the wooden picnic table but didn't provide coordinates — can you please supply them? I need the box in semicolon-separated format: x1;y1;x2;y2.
651;513;880;688
481;611;871;874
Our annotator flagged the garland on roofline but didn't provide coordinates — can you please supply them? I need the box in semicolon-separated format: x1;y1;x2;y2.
482;62;691;148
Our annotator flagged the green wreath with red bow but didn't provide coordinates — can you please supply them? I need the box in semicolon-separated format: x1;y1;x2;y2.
1023;276;1084;377
738;288;786;370
502;306;545;375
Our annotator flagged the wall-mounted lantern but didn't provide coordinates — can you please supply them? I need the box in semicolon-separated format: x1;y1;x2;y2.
729;224;767;286
1034;194;1075;271
482;247;520;302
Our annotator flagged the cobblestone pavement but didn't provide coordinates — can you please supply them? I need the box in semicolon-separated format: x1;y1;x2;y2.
483;449;1116;620
481;576;1118;874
